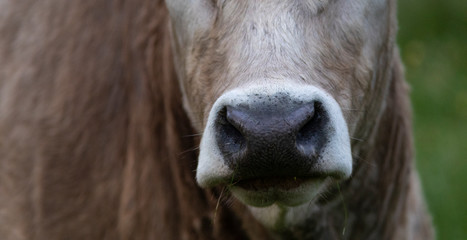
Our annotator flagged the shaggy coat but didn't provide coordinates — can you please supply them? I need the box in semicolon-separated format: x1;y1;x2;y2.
0;0;433;239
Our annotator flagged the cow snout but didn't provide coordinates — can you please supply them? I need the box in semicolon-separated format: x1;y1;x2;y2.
196;84;352;207
215;101;329;182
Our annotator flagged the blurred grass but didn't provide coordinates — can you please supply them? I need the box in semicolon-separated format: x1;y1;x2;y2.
398;0;467;239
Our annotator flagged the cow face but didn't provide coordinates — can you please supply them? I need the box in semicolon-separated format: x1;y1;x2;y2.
165;0;391;228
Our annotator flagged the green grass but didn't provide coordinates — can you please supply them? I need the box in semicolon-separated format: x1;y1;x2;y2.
398;0;467;239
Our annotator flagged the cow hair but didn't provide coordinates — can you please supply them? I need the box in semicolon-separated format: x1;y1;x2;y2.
0;0;433;239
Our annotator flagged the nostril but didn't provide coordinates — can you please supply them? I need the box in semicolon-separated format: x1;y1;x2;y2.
215;107;247;158
296;102;327;158
215;100;330;180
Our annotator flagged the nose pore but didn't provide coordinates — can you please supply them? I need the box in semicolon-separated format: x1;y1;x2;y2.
215;100;329;180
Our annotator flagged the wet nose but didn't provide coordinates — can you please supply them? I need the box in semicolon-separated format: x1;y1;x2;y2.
215;100;329;180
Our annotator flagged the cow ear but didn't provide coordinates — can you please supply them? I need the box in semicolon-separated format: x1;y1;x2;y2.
165;0;215;46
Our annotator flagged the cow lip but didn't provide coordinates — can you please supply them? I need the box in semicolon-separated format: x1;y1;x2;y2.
232;177;312;191
200;170;345;190
228;177;329;207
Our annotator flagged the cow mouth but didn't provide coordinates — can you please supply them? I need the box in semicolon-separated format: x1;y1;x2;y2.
234;177;311;191
228;176;329;207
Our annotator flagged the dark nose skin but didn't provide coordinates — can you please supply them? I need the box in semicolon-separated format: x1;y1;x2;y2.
215;100;329;181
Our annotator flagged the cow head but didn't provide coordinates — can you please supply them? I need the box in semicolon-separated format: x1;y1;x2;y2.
165;0;393;229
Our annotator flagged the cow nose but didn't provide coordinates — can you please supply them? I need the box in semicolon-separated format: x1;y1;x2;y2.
215;101;329;180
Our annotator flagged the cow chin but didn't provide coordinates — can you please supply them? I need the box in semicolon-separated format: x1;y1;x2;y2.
229;177;330;207
196;83;352;221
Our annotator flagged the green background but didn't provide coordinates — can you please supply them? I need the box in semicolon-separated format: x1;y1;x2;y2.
398;0;467;239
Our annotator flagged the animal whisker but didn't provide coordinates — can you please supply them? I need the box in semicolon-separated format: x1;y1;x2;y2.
341;108;365;112
178;146;200;157
182;133;203;138
351;137;364;142
337;182;348;237
352;153;377;167
213;187;227;225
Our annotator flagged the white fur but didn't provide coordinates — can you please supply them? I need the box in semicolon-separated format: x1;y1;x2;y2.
248;195;326;230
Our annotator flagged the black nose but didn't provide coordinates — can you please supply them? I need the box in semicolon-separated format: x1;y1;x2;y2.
215;100;329;180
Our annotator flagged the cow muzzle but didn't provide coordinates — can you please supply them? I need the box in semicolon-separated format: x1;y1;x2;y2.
196;83;352;207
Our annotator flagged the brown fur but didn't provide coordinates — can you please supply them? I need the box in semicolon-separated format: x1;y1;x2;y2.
0;1;433;239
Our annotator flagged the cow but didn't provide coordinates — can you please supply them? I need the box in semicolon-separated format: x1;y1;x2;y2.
0;0;433;239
